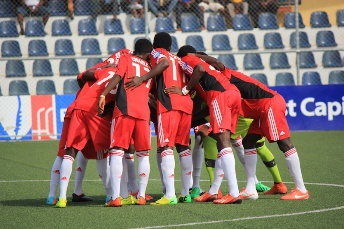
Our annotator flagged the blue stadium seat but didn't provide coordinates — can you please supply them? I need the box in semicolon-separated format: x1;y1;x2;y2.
36;80;57;95
181;13;201;32
108;38;126;54
49;0;68;16
207;14;226;31
86;58;103;69
329;70;344;84
81;38;101;55
270;53;291;69
264;32;284;49
290;31;311;48
250;73;268;86
258;13;279;30
9;80;30;96
52;19;72;36
33;60;53;77
322;51;343;68
78;18;98;35
244;54;264;70
64;79;80;94
233;14;253;31
130;18;146;34
6;60;26;77
74;0;92;15
212;34;232;51
28;40;48;56
0;21;19;37
0;86;2;96
310;11;331;28
60;59;79;76
238;33;258;50
299;52;317;68
275;72;295;86
25;20;46;37
316;30;337;47
218;54;238;70
0;1;16;17
1;40;22;57
55;39;75;56
155;17;175;33
171;36;179;53
104;19;124;34
302;71;322;85
284;12;305;29
186;35;205;52
337;10;344;27
133;37;151;48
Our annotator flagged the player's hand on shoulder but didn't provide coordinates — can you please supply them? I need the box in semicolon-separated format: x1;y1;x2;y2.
164;85;182;95
124;76;143;90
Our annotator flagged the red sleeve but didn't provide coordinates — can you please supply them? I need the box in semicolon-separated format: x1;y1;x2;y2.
115;54;128;78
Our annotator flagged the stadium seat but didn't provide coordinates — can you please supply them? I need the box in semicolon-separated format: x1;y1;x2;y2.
250;73;268;86
329;70;344;84
0;86;2;96
33;60;53;77
316;30;337;47
284;12;305;29
59;59;79;76
290;31;311;48
299;52;317;68
86;58;103;69
264;32;284;49
74;0;92;15
6;60;26;77
9;80;30;96
78;18;98;35
25;19;46;37
186;35;205;52
244;54;264;70
275;72;295;86
302;71;322;85
171;36;179;53
133;37;151;48
207;14;227;31
0;0;15;17
108;38;126;54
337;10;344;27
0;20;19;37
49;0;68;16
238;33;258;50
81;38;101;55
218;54;238;70
36;80;57;95
1;40;22;57
233;14;253;31
310;11;331;28
104;18;124;34
55;39;75;56
64;79;80;94
28;40;48;56
270;53;291;69
322;51;343;68
130;18;146;34
155;17;176;33
212;34;232;51
258;13;279;30
181;13;201;32
52;19;72;36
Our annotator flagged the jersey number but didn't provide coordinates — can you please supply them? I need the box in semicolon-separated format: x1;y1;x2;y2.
132;63;152;88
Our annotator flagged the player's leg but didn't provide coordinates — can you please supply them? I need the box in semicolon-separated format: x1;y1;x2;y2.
96;155;113;203
72;151;92;202
46;156;63;205
125;144;139;195
190;134;204;198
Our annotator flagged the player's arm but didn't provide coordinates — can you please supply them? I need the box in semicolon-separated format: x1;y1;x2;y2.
193;53;225;71
98;74;122;115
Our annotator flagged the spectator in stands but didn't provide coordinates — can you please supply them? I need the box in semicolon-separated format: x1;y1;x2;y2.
67;0;74;19
17;0;50;35
198;1;232;28
247;0;279;27
121;0;144;18
148;0;178;17
175;0;205;31
227;0;248;19
91;0;120;21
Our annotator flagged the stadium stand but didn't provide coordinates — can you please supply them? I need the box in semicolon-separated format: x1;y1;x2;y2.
212;34;232;51
233;14;253;31
264;32;284;49
258;13;279;30
275;72;295;86
250;73;268;86
310;11;331;28
36;79;57;95
186;35;206;52
270;53;291;69
55;39;75;56
1;40;22;57
9;80;30;96
337;10;344;27
155;17;176;33
322;51;344;68
290;31;311;48
329;70;344;84
78;18;98;35
181;13;201;32
218;54;238;70
238;33;258;50
6;60;27;78
33;60;53;77
0;20;19;37
74;0;93;15
130;18;146;34
59;59;79;76
206;14;227;31
52;19;72;36
104;18;125;34
244;53;264;70
302;71;322;85
49;0;68;16
86;58;103;69
171;36;179;53
63;79;80;94
81;38;101;55
284;12;305;29
299;52;317;68
25;19;46;37
28;40;49;57
316;30;337;47
0;0;16;17
108;37;126;54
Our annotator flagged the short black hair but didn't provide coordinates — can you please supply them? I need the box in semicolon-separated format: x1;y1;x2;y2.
134;39;153;55
177;45;196;58
153;32;172;50
196;51;208;56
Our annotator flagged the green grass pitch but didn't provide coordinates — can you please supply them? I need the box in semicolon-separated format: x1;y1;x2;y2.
0;131;343;228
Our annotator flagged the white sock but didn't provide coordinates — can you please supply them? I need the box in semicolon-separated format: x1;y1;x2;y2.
96;157;112;198
219;147;239;198
59;155;74;199
230;136;245;165
179;149;193;196
109;150;124;199
137;151;150;198
48;156;63;198
161;149;175;198
120;157;129;198
125;153;138;193
192;135;204;189
284;148;307;192
73;152;88;195
244;149;258;193
209;158;224;195
156;151;165;193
